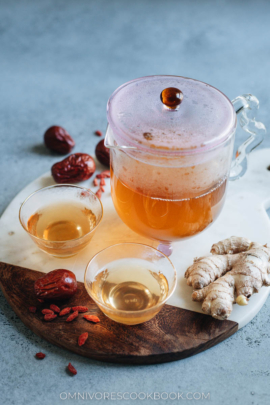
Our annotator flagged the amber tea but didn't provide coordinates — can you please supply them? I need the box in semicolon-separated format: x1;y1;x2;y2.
111;168;227;242
28;202;97;241
91;258;169;324
27;202;97;257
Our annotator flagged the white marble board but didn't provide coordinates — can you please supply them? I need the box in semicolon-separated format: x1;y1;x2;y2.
1;149;270;329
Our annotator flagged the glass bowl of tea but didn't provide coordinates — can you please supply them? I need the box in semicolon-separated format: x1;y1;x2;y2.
19;184;103;258
84;243;177;325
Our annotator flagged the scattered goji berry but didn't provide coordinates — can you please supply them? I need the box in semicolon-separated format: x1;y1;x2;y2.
100;186;105;192
67;363;77;375
50;304;60;313
83;315;100;323
95;189;102;199
78;332;88;347
95;130;102;137
42;309;54;315
38;299;44;303
36;352;46;359
93;178;99;187
29;306;36;313
100;178;106;186
59;307;71;316
44;313;57;321
66;311;78;322
72;306;88;313
96;170;110;179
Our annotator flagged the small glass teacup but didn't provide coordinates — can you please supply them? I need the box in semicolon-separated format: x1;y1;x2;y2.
19;184;103;258
84;243;177;325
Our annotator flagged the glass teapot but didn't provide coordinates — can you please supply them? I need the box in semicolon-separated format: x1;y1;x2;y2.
105;76;266;255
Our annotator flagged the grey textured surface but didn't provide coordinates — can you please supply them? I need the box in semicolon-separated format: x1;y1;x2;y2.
0;0;270;404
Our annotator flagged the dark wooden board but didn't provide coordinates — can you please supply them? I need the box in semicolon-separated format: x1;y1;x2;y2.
0;262;238;364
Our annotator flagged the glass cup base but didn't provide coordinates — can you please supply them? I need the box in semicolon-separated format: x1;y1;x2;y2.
157;242;173;257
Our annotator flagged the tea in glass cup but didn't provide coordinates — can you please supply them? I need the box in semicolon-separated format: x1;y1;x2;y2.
19;185;103;258
84;243;177;325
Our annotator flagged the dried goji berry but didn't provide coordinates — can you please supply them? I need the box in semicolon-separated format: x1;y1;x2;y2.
83;315;100;323
67;363;77;375
59;307;71;316
72;306;88;313
29;306;36;313
96;170;110;179
94;130;102;137
42;309;54;315
95;189;102;199
100;178;106;186
38;299;44;303
78;332;88;347
93;178;99;187
44;313;57;321
36;352;46;359
100;186;105;192
66;311;78;322
50;304;60;313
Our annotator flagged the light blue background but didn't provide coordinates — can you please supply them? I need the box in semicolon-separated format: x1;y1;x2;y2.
0;1;269;404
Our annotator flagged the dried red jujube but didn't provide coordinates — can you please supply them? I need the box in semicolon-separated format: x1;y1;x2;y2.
44;126;75;154
34;269;77;301
51;153;96;184
95;139;110;167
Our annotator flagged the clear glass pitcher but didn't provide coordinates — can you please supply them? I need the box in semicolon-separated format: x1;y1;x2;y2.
105;76;266;255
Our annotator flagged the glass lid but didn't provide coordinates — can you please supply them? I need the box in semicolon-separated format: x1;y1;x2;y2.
107;75;237;154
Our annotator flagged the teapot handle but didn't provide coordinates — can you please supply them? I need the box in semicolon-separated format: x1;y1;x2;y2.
229;94;266;180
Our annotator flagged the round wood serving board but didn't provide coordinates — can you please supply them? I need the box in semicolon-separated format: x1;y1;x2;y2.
1;149;270;363
0;262;238;364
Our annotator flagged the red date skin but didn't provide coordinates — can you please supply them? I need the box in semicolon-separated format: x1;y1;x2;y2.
95;139;110;167
44;126;75;154
34;269;77;301
51;153;96;183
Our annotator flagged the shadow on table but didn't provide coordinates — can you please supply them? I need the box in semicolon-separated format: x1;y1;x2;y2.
30;144;58;157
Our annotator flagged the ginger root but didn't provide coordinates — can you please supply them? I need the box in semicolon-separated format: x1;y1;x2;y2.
210;236;252;255
188;237;270;320
185;236;252;289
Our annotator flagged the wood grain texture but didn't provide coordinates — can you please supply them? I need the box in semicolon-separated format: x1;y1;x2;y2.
0;262;238;364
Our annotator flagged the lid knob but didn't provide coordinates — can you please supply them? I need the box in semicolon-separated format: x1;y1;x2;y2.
160;87;183;110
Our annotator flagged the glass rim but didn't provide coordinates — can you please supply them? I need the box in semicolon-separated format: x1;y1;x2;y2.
84;242;177;315
19;184;103;243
